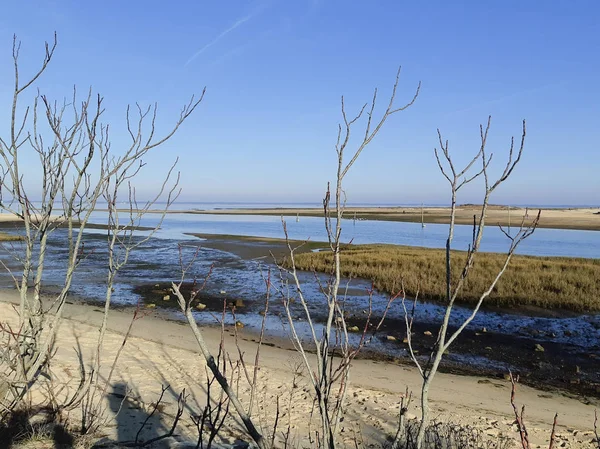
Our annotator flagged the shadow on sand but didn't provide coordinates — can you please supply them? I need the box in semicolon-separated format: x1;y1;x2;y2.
0;407;75;449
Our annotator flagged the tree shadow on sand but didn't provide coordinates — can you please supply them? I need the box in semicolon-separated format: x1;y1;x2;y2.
94;381;187;447
0;407;75;449
106;382;163;445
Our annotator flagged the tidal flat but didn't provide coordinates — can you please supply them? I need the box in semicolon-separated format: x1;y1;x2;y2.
0;220;598;401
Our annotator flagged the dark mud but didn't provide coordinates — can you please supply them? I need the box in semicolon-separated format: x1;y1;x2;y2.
132;282;256;314
347;315;600;403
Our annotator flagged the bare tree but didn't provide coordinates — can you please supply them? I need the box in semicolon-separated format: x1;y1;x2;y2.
169;69;419;449
278;67;420;448
402;117;540;449
0;34;202;420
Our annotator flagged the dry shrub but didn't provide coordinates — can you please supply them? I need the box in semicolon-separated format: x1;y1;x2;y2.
389;419;511;449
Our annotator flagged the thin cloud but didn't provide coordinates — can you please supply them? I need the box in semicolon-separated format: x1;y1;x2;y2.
444;81;566;117
185;13;254;67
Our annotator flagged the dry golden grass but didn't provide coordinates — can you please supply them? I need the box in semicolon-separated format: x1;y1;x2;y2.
287;245;600;312
0;232;22;241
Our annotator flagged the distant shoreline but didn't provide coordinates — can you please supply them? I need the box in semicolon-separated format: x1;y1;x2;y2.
110;205;600;232
4;205;599;231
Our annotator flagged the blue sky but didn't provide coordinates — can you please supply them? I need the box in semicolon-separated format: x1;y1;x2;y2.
0;0;598;206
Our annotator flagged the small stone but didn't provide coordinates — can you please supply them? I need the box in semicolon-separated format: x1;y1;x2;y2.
402;337;409;344
348;326;360;332
163;295;170;301
423;331;432;336
386;335;397;342
196;303;207;310
235;321;244;328
485;346;492;351
481;327;487;333
534;343;545;352
220;290;227;295
154;284;160;287
146;303;156;309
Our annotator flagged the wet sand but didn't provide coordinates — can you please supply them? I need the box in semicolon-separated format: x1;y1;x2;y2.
189;232;329;259
147;205;600;231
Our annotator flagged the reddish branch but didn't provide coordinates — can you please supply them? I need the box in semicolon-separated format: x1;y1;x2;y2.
510;372;557;449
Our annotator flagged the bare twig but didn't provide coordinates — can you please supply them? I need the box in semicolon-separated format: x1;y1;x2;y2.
277;68;420;448
510;372;558;449
172;255;268;449
409;117;538;449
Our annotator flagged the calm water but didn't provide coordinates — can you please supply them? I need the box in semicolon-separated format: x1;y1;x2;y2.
82;209;600;259
10;201;600;259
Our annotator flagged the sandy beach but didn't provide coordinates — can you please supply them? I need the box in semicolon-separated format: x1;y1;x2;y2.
150;206;600;232
1;292;597;448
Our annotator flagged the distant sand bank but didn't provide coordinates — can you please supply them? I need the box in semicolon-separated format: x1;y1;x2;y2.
116;206;600;232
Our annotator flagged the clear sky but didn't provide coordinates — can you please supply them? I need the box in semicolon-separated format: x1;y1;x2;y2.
0;1;598;206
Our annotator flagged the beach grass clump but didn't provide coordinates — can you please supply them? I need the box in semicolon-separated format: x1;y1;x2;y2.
286;244;600;312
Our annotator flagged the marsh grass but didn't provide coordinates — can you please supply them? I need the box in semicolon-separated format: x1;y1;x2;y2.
286;244;600;311
0;232;22;241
